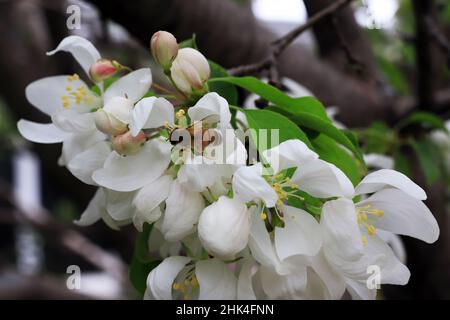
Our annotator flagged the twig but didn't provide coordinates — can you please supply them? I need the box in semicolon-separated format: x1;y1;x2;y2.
331;14;365;76
229;0;353;76
0;178;129;285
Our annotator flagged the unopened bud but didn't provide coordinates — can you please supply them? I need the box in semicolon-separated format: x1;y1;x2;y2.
89;59;119;83
112;130;146;156
170;48;210;94
151;31;178;71
94;97;133;136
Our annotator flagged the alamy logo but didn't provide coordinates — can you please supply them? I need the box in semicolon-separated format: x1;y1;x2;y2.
66;5;81;30
66;265;81;290
366;265;381;289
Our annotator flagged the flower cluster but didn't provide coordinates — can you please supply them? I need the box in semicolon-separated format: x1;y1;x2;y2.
18;32;439;300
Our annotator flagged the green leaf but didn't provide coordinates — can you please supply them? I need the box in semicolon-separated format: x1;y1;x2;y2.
178;34;198;49
129;223;160;297
243;109;313;152
410;139;441;185
397;111;447;131
90;75;121;96
208;61;238;105
268;106;365;165
209;77;329;119
394;151;413;178
311;134;362;185
361;121;395;154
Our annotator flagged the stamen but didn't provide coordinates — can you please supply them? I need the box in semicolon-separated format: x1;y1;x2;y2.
176;109;185;119
260;212;267;220
356;205;385;240
67;74;79;81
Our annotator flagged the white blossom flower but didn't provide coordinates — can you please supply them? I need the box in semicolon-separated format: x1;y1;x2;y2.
144;256;236;300
232;139;354;208
320;169;440;299
17;36;152;187
240;206;326;299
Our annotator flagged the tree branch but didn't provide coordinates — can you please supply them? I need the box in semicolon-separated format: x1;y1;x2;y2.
228;0;354;76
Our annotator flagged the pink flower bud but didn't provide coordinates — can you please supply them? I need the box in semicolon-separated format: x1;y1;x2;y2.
112;130;147;156
170;48;210;94
89;59;118;83
151;31;178;70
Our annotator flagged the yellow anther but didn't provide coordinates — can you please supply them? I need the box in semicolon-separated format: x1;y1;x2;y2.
272;183;282;192
276;199;283;207
175;109;185;119
66;86;72;91
372;209;384;217
367;225;376;236
67;74;79;81
164;121;170;128
290;183;298;189
260;212;267;220
361;235;367;247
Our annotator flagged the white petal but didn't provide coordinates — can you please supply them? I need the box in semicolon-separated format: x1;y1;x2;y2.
92;139;172;192
237;259;257;300
202;129;247;166
355;169;426;200
47;35;101;75
364;154;394;170
232;163;278;207
357;188;439;243
25;76;94;116
337;234;410;286
177;156;233;192
292;159;355;198
365;234;411;286
74;188;105;226
17;120;69;144
67;141;110;185
133;175;172;220
376;230;407;263
162;180;205;242
198;196;249;259
259;265;307;299
130;97;174;136
248;207;285;273
188;92;231;127
133;207;162;232
262;139;318;172
310;251;346;299
196;259;237;300
275;205;322;260
52;109;97;133
103;68;152;104
346;279;377;300
60;130;106;165
321;198;363;261
146;256;191;300
105;189;135;221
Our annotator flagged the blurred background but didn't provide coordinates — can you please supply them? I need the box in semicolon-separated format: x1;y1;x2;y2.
0;0;449;299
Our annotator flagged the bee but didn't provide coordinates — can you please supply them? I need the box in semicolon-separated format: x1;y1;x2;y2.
168;114;222;155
